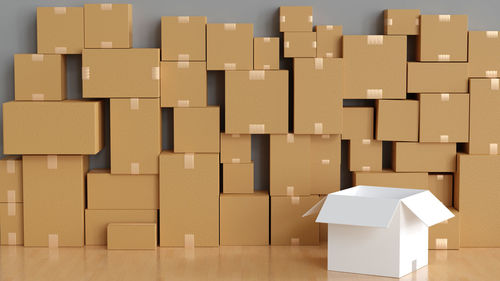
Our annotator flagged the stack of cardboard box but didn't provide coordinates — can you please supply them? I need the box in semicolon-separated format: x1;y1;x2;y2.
0;158;23;245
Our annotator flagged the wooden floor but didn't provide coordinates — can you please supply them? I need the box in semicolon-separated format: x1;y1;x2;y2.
1;244;499;281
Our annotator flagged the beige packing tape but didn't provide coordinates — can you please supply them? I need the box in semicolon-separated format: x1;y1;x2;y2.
231;134;241;138
249;124;265;133
321;159;330;165
100;41;113;48
263;37;271;43
321;135;330;139
286;186;295;196
82;67;90;80
177;16;190;24
362;139;371;145
312;41;317;48
231;158;241;164
184;234;195;248
362;166;371;172
177;61;190;69
130;98;139;110
280;16;286;23
48;234;59;248
291;196;300;205
32;94;45;101
6;159;16;174
291;237;300;245
491;79;499;90
152;67;160;80
286;134;295;143
385;18;393;26
53;7;66;15
224;23;236;31
224;63;236;70
440;93;450;102
8;190;16;216
438;54;450;61
314;123;323;134
54;47;67;54
366;89;383;99
415;18;420;26
263;65;270;70
8;233;17;245
442;219;449;224
177;100;190;107
438;15;451;22
284;41;290;49
485;70;498;78
490;143;498;155
325;52;333;58
308;16;313;23
486;31;499;38
100;3;113;11
31;54;44;62
367;35;383;45
326;25;334;30
178;54;190;61
47;155;58;170
184;153;195;169
440;135;449;143
314;58;323;70
131;162;140;174
436;174;444;180
435;238;448;249
249;70;265;80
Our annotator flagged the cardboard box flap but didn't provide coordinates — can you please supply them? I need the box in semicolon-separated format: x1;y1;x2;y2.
401;190;454;227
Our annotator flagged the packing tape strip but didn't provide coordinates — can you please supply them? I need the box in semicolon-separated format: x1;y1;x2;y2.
308;16;313;23
177;100;190;107
291;237;300;245
312;41;317;48
177;16;190;23
486;70;498;78
100;3;113;11
280;16;286;23
284;41;290;49
47;155;58;170
130;98;139;110
486;31;499;38
438;15;451;22
440;135;449;143
32;93;45;101
491;79;499;90
152;67;160;80
6;160;16;173
53;7;67;15
325;52;333;58
8;233;17;245
366;89;383;99
100;41;113;48
249;70;265;80
321;135;330;139
263;37;271;43
178;54;190;61
131;162;140;174
54;47;67;54
8;202;16;216
416;18;420;25
82;67;90;80
286;185;295;196
177;61;190;69
263;65;270;70
321;159;330;165
314;58;323;70
438;54;450;61
436;174;444;180
362;139;371;145
7;190;16;203
231;158;241;164
224;23;236;31
435;238;448;249
31;54;44;62
314;123;323;134
367;35;383;45
231;134;241;138
326;25;334;30
249;124;265;133
184;153;195;169
442;219;449;224
362;166;371;172
286;134;295;143
440;93;450;102
490;143;498;155
224;63;236;70
184;234;195;248
48;234;59;248
291;196;300;205
385;18;393;26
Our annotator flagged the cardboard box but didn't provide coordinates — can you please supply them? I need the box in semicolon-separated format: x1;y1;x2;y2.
310;135;341;195
84;4;132;48
279;6;313;32
468;31;500;78
407;62;468;93
225;70;288;134
349;139;382;172
376;100;419;141
161;16;206;61
206;23;253;70
419;93;469;143
344;35;406;99
3;101;103;155
315;25;342;58
87;169;158;209
110;98;161;174
0;157;22;203
220;192;269;245
82;49;160;98
14;54;66;101
428;174;453;207
283;32;317;58
23;155;88;247
85;209;157;246
37;7;84;54
159;152;219;247
393;142;456;172
353;170;428;189
254;37;279;70
223;163;254;193
271;195;320;245
160;61;207;107
173;107;220;153
220;133;251;164
455;154;500;247
342;107;374;140
270;134;311;196
384;9;420;35
294;58;343;134
107;223;157;250
429;207;459;250
0;203;23;245
418;15;467;62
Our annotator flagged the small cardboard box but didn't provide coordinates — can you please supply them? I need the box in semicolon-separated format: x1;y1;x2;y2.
0;157;22;203
468;31;500;78
220;133;251;164
254;37;279;70
349;139;382;172
419;93;469;143
353;170;428;189
107;223;157;250
220;192;269;245
84;4;132;48
294;58;343;134
342;107;374;140
283;32;317;58
87;169;158;209
315;25;342;58
161;16;206;61
407;62;468;93
160;61;207;107
159;152;219;247
279;6;313;32
0;203;23;245
207;23;253;70
173;107;220;153
82;49;160;98
37;7;84;54
376;100;419;141
14;54;66;101
428;174;453;207
223;163;254;193
310;135;341;195
393;142;456;172
110;98;161;174
23;155;88;247
225;70;288;134
3;101;103;155
429;207;459;250
418;15;467;62
384;9;420;35
344;35;406;99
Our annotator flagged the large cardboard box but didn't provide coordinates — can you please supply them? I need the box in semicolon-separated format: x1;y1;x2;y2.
85;209;157;246
159;152;219;247
160;61;207;107
393;142;456;172
0;157;22;203
344;35;406;99
107;223;157;250
429;207;459;250
0;203;23;245
384;9;420;35
294;58;343;134
376;100;419;141
110;98;161;174
315;25;342;58
419;93;469;143
3;101;103;155
82;49;160;98
220;133;251;164
418;15;468;62
468;31;500;78
353;170;428;189
173;107;220;153
37;7;84;54
270;134;311;196
271;195;320;245
23;155;88;247
342;107;374;140
279;6;313;32
254;37;279;70
14;54;66;101
428;174;453;207
349;139;382;172
223;163;254;193
161;16;206;61
220;192;269;245
87;169;158;209
84;4;132;48
310;135;341;195
225;70;288;134
407;62;468;93
207;23;253;70
283;32;317;58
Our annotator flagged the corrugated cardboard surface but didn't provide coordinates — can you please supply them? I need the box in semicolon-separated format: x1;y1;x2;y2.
254;37;279;70
315;25;342;58
220;133;251;164
468;31;500;78
0;158;22;203
384;9;420;35
428;174;453;207
37;7;84;54
283;32;317;58
0;203;23;245
206;23;253;70
160;61;207;107
353;170;428;189
279;6;313;32
161;16;206;61
407;62;468;93
393;142;456;172
173;107;220;153
342;107;374;140
223;163;254;193
429;207;459;250
84;4;132;48
310;135;340;195
376;100;419;141
349;139;382;172
107;223;156;250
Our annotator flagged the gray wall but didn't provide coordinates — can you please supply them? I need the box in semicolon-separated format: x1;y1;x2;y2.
0;0;498;190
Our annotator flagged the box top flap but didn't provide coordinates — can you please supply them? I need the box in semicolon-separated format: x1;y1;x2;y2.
401;190;455;227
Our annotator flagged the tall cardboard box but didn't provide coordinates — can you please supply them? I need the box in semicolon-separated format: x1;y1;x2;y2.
270;134;311;196
418;15;467;62
428;174;453;207
14;54;66;101
173;107;220;153
349;139;382;172
342;107;374;140
376;100;419;141
3;101;103;155
419;93;469;143
344;35;406;99
279;6;313;32
254;37;279;70
82;49;160;98
0;157;22;203
384;9;420;35
220;133;251;164
315;25;342;58
429;208;459;250
0;203;23;245
161;16;206;61
353;170;428;189
407;62;468;93
107;223;157;250
310;135;341;195
393;142;456;172
220;192;269;245
160;61;207;107
468;31;500;78
294;58;343;134
206;23;253;70
84;4;132;48
110;98;161;174
159;152;219;247
283;32;317;58
223;163;254;193
225;70;288;134
23;155;88;247
37;7;84;54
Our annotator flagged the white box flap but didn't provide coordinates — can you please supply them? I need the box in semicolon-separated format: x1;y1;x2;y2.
303;196;326;217
401;190;455;227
